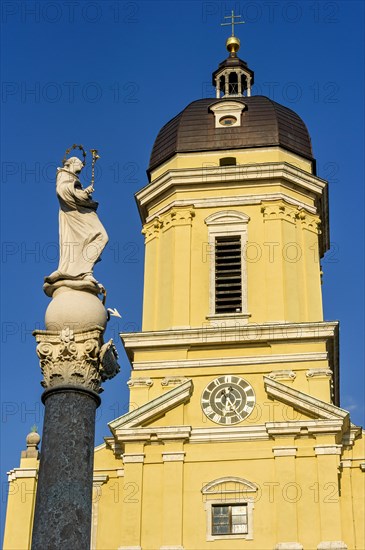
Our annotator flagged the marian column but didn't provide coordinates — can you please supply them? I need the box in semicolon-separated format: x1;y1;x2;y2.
31;146;119;550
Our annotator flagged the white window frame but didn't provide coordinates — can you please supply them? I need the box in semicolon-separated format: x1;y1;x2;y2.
209;100;246;127
205;211;250;323
202;477;257;541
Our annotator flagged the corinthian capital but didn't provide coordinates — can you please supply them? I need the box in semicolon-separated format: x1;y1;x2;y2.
34;326;119;393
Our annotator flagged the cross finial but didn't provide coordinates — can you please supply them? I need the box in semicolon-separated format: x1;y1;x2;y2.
221;10;245;37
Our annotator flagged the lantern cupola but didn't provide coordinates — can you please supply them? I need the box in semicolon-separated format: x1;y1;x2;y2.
212;11;254;98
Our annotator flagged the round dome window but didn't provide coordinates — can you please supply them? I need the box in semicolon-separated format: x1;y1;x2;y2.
219;115;237;126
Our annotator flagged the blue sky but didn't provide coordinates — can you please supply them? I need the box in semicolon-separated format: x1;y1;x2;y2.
1;0;364;539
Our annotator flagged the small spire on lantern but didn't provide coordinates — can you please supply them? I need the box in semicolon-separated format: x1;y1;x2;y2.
213;11;254;98
221;10;244;57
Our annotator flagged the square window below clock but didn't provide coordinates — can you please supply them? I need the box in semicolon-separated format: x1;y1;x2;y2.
212;504;248;536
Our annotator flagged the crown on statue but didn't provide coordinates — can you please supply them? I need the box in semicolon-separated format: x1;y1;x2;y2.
62;144;87;166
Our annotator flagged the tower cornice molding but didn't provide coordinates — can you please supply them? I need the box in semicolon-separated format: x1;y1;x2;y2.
136;160;327;210
121;321;338;354
144;193;317;224
121;322;339;405
136;161;329;254
132;352;327;372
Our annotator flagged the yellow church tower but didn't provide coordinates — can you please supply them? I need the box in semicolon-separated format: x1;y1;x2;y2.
3;16;364;550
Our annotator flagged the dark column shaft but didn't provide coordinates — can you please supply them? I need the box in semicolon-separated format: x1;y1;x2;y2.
31;387;100;550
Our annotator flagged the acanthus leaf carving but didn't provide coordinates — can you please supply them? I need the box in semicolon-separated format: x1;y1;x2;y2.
34;327;120;393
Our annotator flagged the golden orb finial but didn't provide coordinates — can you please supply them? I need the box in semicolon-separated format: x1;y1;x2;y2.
226;36;240;55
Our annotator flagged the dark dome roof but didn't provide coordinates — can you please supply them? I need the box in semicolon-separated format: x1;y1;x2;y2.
148;96;314;179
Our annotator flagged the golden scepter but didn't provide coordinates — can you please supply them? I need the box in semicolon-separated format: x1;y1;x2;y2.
90;149;100;191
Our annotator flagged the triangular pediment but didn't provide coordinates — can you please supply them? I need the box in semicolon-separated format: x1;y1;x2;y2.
108;379;193;432
264;375;349;425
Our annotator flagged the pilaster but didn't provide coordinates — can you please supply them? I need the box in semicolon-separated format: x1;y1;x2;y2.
142;217;162;331
127;377;154;408
261;203;288;321
314;445;343;542
161;444;185;548
272;444;298;543
120;447;145;548
338;461;355;549
297;211;323;321
306;368;333;402
3;465;38;550
162;206;195;329
90;475;109;550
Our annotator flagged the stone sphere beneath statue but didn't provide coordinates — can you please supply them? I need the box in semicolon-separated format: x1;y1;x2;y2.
45;287;107;332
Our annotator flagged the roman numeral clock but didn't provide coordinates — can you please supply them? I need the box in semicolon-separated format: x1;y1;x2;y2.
201;376;256;425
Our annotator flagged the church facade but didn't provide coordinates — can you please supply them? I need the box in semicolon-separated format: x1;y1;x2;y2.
3;29;364;550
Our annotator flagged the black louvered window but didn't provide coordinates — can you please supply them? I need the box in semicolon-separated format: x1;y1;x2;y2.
215;236;242;314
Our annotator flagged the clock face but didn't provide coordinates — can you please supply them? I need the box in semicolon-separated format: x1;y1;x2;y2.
201;375;255;425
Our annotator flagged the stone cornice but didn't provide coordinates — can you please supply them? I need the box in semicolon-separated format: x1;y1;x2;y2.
161;376;190;386
306;368;332;379
145;193;317;223
317;542;347;550
267;369;297;381
114;426;191;444
190;425;269;443
7;468;38;481
93;474;109;485
272;446;297;457
162;451;186;462
121;321;338;357
106;418;352;453
266;419;344;438
314;444;342;455
275;544;303;550
133;353;327;372
123;453;145;464
341;424;362;447
127;377;154;388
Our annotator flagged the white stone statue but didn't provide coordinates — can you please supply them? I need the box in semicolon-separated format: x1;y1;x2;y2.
44;155;108;296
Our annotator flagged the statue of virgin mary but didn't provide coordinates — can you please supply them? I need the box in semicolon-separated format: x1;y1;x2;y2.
44;156;108;295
